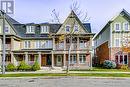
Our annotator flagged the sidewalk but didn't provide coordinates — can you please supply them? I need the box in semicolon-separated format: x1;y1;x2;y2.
1;70;130;74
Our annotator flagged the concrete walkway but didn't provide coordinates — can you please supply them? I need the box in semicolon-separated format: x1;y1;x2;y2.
1;70;130;74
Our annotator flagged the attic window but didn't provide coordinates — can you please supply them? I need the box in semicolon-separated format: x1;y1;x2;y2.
65;25;70;32
41;26;49;33
74;25;78;32
5;25;10;33
26;26;35;34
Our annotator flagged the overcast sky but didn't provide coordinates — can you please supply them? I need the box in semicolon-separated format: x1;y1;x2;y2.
10;0;130;33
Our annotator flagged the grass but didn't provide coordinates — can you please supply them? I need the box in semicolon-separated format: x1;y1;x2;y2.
69;67;130;72
0;73;130;77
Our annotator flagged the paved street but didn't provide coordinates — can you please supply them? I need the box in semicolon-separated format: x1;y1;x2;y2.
0;77;130;87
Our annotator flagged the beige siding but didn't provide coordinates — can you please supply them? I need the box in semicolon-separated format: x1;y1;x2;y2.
13;40;21;50
0;39;2;50
57;16;87;34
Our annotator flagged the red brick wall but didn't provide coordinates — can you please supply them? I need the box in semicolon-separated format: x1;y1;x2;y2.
96;41;109;64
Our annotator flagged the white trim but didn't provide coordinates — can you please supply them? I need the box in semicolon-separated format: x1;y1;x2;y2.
79;54;86;64
114;22;121;31
41;26;49;34
123;22;130;31
26;26;35;34
65;25;71;32
114;38;121;47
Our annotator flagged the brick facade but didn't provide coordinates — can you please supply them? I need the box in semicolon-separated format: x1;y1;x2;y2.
96;41;109;64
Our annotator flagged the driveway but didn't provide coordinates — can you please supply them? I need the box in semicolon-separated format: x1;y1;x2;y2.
0;77;130;87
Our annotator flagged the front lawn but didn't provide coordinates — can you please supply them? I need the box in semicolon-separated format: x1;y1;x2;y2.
0;73;130;77
69;67;130;72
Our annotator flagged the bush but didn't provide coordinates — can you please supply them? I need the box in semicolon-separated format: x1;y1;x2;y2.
17;61;31;71
103;60;116;69
32;61;40;71
117;64;128;70
6;63;16;71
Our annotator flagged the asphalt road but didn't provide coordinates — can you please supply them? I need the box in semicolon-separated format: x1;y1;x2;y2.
0;77;130;87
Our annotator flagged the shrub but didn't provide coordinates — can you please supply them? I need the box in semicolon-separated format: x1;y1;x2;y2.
17;61;31;71
32;61;40;71
6;63;16;71
103;60;116;69
117;64;128;70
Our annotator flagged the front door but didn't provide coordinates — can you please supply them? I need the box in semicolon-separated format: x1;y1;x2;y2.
46;55;51;66
56;55;62;66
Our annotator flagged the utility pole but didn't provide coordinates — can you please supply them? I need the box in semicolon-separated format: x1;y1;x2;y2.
1;10;6;74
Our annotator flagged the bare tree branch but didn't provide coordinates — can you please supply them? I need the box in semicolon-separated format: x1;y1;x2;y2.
51;9;60;23
70;0;90;22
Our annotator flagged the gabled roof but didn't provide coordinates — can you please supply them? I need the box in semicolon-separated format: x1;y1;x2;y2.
94;9;130;40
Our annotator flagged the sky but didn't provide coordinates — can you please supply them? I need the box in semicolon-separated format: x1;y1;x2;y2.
7;0;130;33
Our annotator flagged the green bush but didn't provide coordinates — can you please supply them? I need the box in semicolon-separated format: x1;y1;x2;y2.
17;61;31;71
32;61;40;71
6;63;16;71
103;60;116;69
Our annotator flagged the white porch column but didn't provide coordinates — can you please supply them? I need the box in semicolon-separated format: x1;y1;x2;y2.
53;37;55;50
64;36;66;50
51;52;54;68
25;52;28;64
77;53;79;66
11;36;14;51
11;52;14;64
63;54;66;67
38;52;41;67
77;37;79;50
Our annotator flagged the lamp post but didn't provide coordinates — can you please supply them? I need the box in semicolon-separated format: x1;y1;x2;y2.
1;10;6;74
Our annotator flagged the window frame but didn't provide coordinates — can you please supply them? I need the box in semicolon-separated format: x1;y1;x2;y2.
79;54;86;64
5;25;10;33
115;54;128;64
26;26;35;34
24;40;31;49
41;26;49;33
74;25;79;32
114;23;121;31
114;38;120;47
65;25;71;32
70;55;77;64
123;22;129;31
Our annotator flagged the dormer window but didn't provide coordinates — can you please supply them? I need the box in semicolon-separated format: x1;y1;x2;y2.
65;25;70;32
26;26;35;34
41;26;49;33
74;25;78;32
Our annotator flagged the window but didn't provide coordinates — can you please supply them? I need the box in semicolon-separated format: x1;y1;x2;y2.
24;41;31;48
41;26;49;33
123;22;129;31
26;26;35;33
115;55;128;64
65;25;70;32
114;38;120;47
79;54;86;64
74;25;78;32
35;40;41;48
70;55;77;64
5;25;10;33
35;40;52;49
114;23;121;31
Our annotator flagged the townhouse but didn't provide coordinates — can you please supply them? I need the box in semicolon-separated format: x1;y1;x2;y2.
0;10;95;69
94;9;130;67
